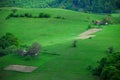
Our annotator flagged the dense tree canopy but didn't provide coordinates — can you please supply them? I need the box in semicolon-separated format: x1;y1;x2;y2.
0;0;55;8
0;0;120;13
93;52;120;80
51;0;120;13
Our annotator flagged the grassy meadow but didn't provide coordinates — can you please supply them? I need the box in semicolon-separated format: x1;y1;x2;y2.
0;8;120;80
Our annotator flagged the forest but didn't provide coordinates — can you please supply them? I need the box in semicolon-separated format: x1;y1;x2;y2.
0;0;120;13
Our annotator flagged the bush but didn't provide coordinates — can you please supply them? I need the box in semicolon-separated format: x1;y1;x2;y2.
93;52;120;80
19;14;25;17
107;47;114;53
38;13;51;18
72;40;77;47
100;66;120;80
24;13;32;18
27;42;41;56
8;13;19;18
44;14;51;18
102;15;112;24
92;16;111;26
33;16;38;18
0;45;17;57
0;33;19;49
5;16;10;20
87;24;92;29
6;13;14;20
0;48;5;57
54;16;65;19
13;14;19;17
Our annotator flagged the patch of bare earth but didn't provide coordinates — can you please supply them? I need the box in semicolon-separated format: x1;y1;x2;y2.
4;65;38;72
76;28;102;39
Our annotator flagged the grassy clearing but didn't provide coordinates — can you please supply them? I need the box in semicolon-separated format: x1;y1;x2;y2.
0;8;120;80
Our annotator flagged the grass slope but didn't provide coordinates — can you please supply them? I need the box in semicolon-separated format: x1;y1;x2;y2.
0;8;120;80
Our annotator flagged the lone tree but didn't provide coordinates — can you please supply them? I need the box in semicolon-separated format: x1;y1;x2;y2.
27;42;41;56
72;40;77;47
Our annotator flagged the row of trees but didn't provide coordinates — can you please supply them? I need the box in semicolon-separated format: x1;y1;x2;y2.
6;9;65;20
6;12;51;20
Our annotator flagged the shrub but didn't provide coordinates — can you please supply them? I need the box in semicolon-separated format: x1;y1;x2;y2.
9;13;14;17
93;52;120;80
0;33;19;49
33;16;38;18
44;14;51;18
72;40;77;47
100;15;112;25
24;13;32;18
16;49;27;56
0;48;5;57
6;13;14;20
5;16;10;20
19;14;25;17
38;13;43;18
106;47;114;53
38;13;51;18
87;24;92;29
8;13;19;18
100;66;120;80
0;45;17;57
13;14;19;17
27;42;41;56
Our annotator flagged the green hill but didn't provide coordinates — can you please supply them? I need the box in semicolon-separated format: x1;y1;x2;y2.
51;0;120;13
0;8;120;80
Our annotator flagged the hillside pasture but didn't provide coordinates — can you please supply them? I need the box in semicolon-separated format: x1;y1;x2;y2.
0;8;120;80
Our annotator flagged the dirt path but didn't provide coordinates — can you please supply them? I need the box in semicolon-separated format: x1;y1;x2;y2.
76;28;102;39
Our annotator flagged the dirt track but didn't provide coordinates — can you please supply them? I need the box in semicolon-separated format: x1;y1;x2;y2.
76;28;102;39
4;65;37;72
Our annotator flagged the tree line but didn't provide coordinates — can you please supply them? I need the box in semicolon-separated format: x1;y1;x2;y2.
51;0;120;13
0;0;120;13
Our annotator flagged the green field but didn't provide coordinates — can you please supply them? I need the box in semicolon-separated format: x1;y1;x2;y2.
0;8;120;80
